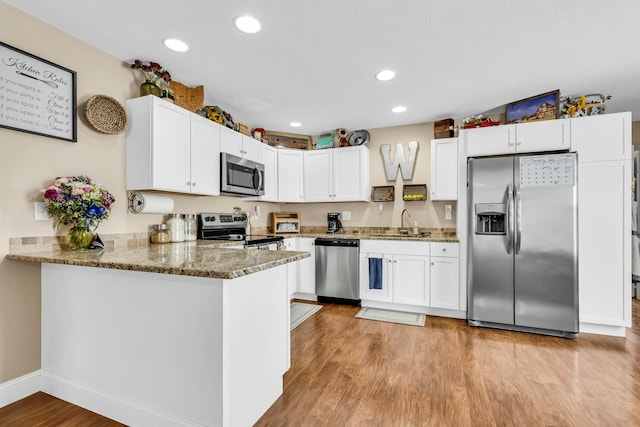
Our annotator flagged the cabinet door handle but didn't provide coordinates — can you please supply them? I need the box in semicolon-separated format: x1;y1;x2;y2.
431;262;435;265
186;181;191;186
192;182;197;186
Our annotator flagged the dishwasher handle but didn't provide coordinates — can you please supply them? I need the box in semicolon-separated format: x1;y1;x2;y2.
314;238;359;247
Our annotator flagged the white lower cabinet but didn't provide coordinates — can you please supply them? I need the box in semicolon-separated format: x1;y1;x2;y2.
392;254;430;306
359;240;430;308
296;238;316;295
284;238;315;298
430;242;460;310
283;238;298;299
359;240;461;314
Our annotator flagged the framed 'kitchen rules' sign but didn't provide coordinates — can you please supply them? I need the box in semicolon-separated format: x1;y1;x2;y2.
0;41;77;142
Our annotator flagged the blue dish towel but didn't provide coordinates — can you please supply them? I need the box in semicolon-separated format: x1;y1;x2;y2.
368;257;383;290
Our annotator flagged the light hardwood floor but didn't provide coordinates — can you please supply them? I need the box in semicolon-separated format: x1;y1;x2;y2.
1;300;639;426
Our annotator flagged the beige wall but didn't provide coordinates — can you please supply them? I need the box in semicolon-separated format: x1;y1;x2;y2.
633;121;640;145
294;123;457;230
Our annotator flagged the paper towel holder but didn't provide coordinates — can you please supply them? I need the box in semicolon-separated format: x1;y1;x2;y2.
128;192;145;213
127;191;174;214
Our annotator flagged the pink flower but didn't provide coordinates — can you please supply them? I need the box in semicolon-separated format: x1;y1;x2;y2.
71;188;85;196
83;185;93;193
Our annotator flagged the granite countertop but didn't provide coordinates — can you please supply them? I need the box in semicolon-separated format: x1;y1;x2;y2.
274;232;459;243
6;240;309;280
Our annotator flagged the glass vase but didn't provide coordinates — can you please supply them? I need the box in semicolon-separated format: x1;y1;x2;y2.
140;80;162;97
67;224;93;250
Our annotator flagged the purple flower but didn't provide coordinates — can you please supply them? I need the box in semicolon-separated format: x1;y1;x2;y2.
44;189;58;199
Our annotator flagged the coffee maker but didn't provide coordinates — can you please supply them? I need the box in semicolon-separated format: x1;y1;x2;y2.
327;212;343;234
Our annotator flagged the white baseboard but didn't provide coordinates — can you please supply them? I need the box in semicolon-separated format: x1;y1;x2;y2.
40;371;203;427
292;292;317;301
0;370;41;409
580;322;626;337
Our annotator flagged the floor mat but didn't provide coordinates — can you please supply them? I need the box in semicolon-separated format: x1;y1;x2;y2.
291;302;323;330
355;307;426;326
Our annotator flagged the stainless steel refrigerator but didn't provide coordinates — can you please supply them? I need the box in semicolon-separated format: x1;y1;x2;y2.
467;152;578;338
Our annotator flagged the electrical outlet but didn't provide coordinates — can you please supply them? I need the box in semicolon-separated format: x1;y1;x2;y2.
342;211;351;221
34;202;50;221
444;204;452;220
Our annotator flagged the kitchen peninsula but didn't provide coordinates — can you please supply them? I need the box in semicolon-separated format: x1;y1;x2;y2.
7;242;309;427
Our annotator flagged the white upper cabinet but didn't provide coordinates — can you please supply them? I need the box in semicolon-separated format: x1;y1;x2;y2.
333;146;370;201
303;146;370;202
465;119;570;157
465;124;515;157
277;149;305;202
190;114;221;196
303;150;332;202
570;112;632;161
219;126;261;163
241;135;262;163
259;143;278;202
514;118;570;153
126;95;220;195
430;137;458;200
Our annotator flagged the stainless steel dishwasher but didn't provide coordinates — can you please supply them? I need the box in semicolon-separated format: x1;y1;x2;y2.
315;238;360;305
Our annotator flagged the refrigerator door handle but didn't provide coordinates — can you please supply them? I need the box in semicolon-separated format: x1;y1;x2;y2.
515;184;522;255
506;184;514;254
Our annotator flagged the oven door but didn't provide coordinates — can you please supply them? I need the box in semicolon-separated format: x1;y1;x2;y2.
221;153;265;196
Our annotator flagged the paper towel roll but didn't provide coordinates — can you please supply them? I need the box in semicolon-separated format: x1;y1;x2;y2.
128;192;174;214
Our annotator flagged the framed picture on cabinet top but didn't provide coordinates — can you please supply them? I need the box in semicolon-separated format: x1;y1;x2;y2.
505;89;559;124
0;41;77;142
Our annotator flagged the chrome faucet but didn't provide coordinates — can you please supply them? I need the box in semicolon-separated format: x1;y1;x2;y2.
400;208;411;234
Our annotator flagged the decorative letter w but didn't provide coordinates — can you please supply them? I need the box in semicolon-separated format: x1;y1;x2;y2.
380;141;418;181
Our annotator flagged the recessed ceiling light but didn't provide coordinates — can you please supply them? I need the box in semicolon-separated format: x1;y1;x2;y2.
163;38;189;52
289;122;302;127
392;106;407;113
234;16;261;34
375;70;396;81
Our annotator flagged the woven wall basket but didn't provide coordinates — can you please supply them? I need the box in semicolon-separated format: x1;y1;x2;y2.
170;81;204;112
84;95;128;135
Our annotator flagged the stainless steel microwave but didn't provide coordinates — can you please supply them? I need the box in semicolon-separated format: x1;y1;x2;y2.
220;152;265;196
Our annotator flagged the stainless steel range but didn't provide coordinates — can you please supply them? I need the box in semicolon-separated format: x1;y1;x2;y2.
197;213;284;249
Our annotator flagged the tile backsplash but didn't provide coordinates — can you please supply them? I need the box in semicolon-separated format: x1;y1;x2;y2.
9;232;149;253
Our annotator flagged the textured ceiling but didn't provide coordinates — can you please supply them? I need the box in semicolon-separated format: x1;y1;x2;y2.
5;0;640;135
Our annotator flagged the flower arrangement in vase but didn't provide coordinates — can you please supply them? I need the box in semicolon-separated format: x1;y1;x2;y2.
130;60;172;98
43;176;115;249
